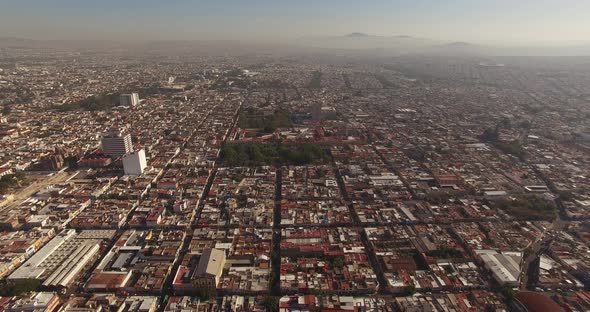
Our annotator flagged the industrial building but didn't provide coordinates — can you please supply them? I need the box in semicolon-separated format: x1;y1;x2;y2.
8;230;114;289
476;250;522;287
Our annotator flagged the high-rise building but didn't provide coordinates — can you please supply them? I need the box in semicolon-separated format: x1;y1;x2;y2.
101;128;133;158
122;149;147;176
120;93;139;107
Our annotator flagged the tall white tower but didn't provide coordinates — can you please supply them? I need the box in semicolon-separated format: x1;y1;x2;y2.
123;149;147;176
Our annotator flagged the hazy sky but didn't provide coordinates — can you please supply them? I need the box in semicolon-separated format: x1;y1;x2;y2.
1;0;589;43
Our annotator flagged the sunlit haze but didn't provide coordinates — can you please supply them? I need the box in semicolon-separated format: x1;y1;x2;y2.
1;0;590;44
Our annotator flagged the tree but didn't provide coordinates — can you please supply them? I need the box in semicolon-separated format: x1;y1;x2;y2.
220;143;326;167
426;247;463;259
197;288;217;301
406;147;426;162
502;286;516;299
558;191;574;202
262;296;280;312
495;140;525;160
263;125;276;133
331;256;345;269
479;127;499;143
2;104;12;115
0;279;41;297
238;108;292;130
500;117;512;129
220;147;239;166
0;172;25;194
308;71;322;89
494;196;555;220
519;120;532;129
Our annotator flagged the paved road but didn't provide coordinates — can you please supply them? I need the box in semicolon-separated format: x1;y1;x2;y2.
159;94;245;305
520;216;566;290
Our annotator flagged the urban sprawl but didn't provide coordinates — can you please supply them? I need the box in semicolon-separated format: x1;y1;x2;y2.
0;47;589;311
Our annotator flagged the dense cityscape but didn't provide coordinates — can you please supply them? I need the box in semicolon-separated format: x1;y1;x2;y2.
0;43;589;312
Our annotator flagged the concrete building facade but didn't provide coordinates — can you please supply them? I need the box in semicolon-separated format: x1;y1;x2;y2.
123;149;147;176
120;93;140;107
101;128;133;158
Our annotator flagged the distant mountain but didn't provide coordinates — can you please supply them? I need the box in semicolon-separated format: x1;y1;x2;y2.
2;36;589;57
0;37;132;50
345;32;370;38
294;34;590;56
0;37;38;47
294;33;444;53
344;33;416;39
444;41;475;48
419;41;590;56
418;41;489;55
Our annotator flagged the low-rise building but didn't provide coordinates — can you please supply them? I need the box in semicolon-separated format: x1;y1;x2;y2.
476;250;522;287
192;248;226;290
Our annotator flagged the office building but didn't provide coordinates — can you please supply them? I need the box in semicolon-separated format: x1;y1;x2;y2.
123;149;147;176
120;93;140;107
101;128;133;158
